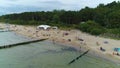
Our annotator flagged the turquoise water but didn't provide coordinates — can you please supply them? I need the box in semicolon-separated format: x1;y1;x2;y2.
0;31;120;68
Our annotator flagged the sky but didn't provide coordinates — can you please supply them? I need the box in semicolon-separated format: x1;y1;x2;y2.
0;0;119;15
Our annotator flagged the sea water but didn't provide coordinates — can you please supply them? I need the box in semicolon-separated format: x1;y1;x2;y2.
0;31;119;68
0;31;31;46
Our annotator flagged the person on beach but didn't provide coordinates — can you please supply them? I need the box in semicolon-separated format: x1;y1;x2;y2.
117;52;120;56
68;39;71;42
100;47;105;51
96;42;100;46
100;46;101;49
35;30;39;37
79;46;81;52
113;52;115;55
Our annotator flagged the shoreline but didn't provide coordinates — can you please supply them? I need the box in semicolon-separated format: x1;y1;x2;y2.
49;40;120;64
0;23;120;64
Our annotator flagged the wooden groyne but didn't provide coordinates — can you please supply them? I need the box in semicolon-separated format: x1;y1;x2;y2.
68;50;89;65
0;38;47;49
0;30;12;32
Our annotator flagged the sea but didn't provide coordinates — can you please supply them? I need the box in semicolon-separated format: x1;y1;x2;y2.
0;31;119;68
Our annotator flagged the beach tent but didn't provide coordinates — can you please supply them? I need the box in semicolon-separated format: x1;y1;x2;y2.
52;26;58;30
37;25;51;30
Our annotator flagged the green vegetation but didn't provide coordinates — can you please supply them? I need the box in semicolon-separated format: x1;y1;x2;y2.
0;1;120;37
77;20;105;35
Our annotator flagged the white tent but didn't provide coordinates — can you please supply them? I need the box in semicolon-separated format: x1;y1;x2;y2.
52;26;58;30
37;25;51;30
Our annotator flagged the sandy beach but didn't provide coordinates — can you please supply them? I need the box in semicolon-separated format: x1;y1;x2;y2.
0;23;120;64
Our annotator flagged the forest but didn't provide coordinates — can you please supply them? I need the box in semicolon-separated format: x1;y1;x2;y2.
0;1;120;38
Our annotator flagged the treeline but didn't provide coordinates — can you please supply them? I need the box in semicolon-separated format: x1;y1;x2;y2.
0;1;120;37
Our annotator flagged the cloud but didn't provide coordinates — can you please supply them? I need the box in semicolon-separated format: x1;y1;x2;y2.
0;0;119;15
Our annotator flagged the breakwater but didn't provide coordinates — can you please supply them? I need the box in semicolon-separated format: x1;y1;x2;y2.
0;38;47;49
68;50;89;65
0;30;11;32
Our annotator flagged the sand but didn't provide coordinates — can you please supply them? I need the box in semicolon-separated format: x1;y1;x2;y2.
0;23;120;63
